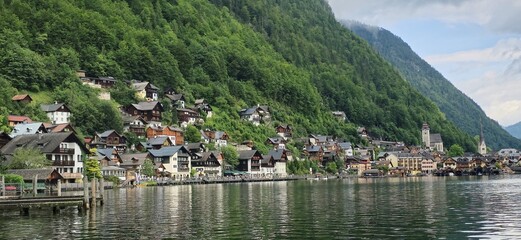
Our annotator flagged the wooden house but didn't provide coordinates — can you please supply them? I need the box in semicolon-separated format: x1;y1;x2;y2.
237;150;262;176
11;94;33;104
146;125;184;145
124;101;163;122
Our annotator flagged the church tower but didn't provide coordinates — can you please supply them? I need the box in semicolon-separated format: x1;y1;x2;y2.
478;120;487;155
422;123;430;149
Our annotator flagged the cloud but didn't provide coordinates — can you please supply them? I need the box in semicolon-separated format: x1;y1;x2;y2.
425;38;521;64
327;0;521;34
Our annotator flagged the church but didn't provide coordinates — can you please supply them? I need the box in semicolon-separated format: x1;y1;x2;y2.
421;123;444;152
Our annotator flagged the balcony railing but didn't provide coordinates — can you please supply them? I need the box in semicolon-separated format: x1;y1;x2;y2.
54;148;75;154
53;160;75;166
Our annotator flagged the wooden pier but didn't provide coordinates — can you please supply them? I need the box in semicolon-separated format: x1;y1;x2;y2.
0;176;104;215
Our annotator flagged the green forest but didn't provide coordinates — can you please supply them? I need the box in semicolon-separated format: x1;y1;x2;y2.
0;0;476;152
345;21;521;150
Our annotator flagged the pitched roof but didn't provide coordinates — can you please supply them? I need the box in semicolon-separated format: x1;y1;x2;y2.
120;153;148;167
49;123;75;133
7;168;62;181
165;94;185;101
97;148;115;158
1;132;88;156
147;136;169;146
240;107;258;116
338;142;352;150
98;130;121;138
185;142;204;150
131;81;149;91
10;122;47;138
148;146;188;157
238;150;259;160
268;149;284;161
131;101;162;111
306;145;322;153
7;115;32;123
430;134;443;144
41;103;66;112
11;94;32;101
194;99;205;105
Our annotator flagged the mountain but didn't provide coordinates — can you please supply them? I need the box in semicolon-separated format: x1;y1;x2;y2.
505;122;521;139
0;0;476;151
343;21;521;150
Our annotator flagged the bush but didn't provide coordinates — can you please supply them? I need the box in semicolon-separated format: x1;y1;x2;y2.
1;174;24;184
103;175;121;185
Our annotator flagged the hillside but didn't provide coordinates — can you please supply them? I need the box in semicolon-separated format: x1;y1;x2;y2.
505;122;521;139
0;0;475;151
344;21;521;150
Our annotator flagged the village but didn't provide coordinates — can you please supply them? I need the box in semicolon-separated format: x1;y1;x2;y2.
2;70;521;192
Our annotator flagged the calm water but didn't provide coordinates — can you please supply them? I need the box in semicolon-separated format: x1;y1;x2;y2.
2;175;521;239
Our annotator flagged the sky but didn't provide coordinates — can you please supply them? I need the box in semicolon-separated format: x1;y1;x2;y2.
327;0;521;126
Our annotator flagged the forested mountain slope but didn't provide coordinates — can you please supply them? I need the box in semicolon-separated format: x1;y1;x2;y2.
505;122;521;140
0;0;475;151
344;21;521;150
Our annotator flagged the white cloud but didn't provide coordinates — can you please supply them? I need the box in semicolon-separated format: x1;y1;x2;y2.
425;38;521;64
327;0;521;34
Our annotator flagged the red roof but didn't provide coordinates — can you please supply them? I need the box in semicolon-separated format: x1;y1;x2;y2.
11;94;32;101
7;115;32;123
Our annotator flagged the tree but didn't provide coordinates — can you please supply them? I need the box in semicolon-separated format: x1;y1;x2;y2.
142;159;155;177
8;148;51;169
84;157;102;180
326;161;338;174
221;145;239;167
185;125;201;143
447;144;464;157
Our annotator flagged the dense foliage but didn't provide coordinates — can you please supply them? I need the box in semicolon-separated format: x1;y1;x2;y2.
8;148;51;169
344;21;521;150
0;0;476;150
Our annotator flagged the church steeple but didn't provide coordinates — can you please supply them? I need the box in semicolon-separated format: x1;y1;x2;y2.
478;119;487;155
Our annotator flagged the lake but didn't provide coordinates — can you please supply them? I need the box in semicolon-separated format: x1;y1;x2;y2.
2;175;521;239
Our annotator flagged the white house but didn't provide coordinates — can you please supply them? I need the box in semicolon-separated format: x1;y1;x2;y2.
148;146;191;180
41;103;71;124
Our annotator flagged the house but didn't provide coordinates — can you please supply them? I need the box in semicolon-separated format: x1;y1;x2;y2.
357;127;368;139
200;130;229;147
92;130;127;153
1;132;89;174
261;154;275;176
41;102;71;124
122;115;148;137
177;108;203;127
136;136;173;152
96;148;123;167
268;149;288;177
237;150;262;177
362;169;382;177
7;115;32;127
124;101;163;122
308;134;334;146
194;99;213;118
146;125;184;145
148;146;191;180
165;92;186;108
275;124;292;139
332;111;347;121
120;153;148;182
100;165;126;180
131;81;159;101
421;158;436;174
345;156;371;176
397;153;424;175
191;151;223;177
442;157;457;170
239;105;271;126
81;76;117;89
265;137;286;150
338;142;353;157
304;145;324;162
7;168;63;186
11;94;33;104
455;157;472;171
184;142;206;159
10;122;48;138
497;148;521;161
421;123;444;152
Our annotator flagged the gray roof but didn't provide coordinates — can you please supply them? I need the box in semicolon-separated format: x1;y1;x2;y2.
338;142;352;150
131;82;149;91
240;107;257;116
120;153;148;167
148;146;189;157
268;149;284;161
147;136;170;146
430;134;443;144
98;130;117;138
97;148;115;158
1;132;87;157
40;103;66;112
306;145;322;153
101;166;125;171
185;142;204;151
10;122;47;138
238;150;259;160
7;168;62;181
132;101;161;111
166;94;185;101
195;99;205;105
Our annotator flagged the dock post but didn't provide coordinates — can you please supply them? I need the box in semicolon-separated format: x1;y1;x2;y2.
33;174;38;197
98;178;104;206
57;179;62;197
90;178;96;207
83;176;89;210
1;175;5;196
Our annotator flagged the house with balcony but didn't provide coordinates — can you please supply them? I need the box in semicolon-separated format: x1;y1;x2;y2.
131;81;159;101
265;137;286;150
165;90;186;109
303;145;324;163
1;132;88;174
194;99;213;118
136;136;174;152
96;148;123;167
338;142;353;157
239;105;271;126
146;125;184;145
124;101;163;122
122;115;148;137
92;130;127;153
442;157;457;170
275;124;292;139
120;153;148;182
148;146;191;180
268;149;289;177
237;150;263;177
41;102;71;124
177;108;203;127
200;130;229;147
191;151;223;177
184;142;206;159
397;153;424;175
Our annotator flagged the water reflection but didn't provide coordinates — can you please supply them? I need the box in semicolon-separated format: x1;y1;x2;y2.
3;176;521;239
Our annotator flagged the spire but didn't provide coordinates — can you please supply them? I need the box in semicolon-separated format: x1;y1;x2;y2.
479;119;485;144
478;118;487;155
